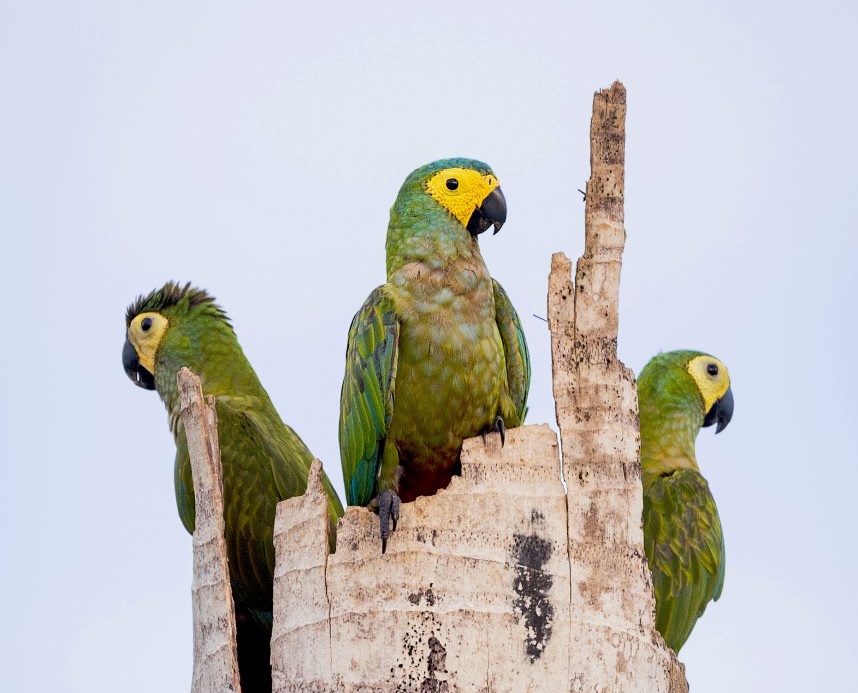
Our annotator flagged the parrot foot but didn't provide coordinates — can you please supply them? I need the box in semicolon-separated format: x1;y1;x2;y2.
482;416;507;446
375;489;401;554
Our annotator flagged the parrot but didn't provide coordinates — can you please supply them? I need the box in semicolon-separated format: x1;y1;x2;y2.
637;349;735;653
339;157;530;552
122;281;344;693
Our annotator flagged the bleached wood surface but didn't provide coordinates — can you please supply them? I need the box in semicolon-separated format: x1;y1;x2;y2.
273;426;566;693
178;368;242;693
548;81;687;692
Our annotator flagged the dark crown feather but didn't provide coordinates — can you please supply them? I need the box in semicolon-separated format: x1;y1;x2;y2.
125;281;232;330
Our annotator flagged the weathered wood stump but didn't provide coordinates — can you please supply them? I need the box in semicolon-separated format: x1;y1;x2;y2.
179;368;242;693
273;425;567;693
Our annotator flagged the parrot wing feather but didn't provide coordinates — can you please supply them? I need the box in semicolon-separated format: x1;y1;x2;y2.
219;395;345;530
339;287;399;507
493;279;531;424
643;468;725;652
173;427;195;534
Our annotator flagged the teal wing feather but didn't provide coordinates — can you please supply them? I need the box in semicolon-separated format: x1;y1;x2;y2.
214;397;307;613
339;287;399;507
175;396;344;618
643;469;725;652
231;398;345;540
173;427;195;534
493;279;531;425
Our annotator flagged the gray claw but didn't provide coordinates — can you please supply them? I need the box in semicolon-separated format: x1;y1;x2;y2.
483;416;507;446
377;489;401;554
495;416;506;446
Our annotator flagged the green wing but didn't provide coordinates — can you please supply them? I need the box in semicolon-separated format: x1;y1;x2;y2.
339;287;400;507
493;279;531;425
234;399;344;536
643;469;725;652
174;395;344;616
173;426;195;534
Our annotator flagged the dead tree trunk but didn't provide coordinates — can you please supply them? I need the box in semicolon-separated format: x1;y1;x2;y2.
548;81;688;692
180;82;689;693
178;368;242;693
273;425;568;693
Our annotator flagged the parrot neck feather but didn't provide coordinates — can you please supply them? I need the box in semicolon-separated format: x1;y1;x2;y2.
639;377;703;484
152;318;274;436
640;415;699;482
386;194;481;277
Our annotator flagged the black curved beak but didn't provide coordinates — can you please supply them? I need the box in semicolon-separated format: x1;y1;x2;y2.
123;338;156;390
703;386;734;434
467;187;507;236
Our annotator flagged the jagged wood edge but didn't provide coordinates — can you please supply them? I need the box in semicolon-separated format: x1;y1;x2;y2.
548;81;689;692
178;367;242;693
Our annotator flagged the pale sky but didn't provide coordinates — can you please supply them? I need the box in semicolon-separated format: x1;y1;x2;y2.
2;2;855;691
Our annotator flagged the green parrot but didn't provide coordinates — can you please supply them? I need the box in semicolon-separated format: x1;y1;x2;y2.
638;350;734;653
339;158;530;552
122;282;343;693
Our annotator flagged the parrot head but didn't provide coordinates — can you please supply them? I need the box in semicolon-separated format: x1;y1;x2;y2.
385;158;509;276
422;159;507;236
685;353;734;434
640;350;734;435
123;282;233;396
395;157;507;234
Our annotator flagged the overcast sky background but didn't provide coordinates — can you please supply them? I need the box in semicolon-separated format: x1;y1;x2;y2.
2;2;855;691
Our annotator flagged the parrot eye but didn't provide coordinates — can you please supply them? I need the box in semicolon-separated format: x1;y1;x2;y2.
706;363;719;376
141;317;152;332
445;178;459;191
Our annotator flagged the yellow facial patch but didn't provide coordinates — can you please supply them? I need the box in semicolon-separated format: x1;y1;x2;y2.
127;312;169;375
686;354;731;412
425;167;500;228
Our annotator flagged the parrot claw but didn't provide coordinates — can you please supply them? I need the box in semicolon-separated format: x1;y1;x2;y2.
377;489;401;554
496;416;507;446
482;416;507;446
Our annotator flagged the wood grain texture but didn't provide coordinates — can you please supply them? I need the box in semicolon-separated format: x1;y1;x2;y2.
273;425;568;693
179;367;242;693
549;81;688;693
